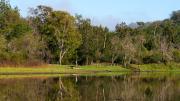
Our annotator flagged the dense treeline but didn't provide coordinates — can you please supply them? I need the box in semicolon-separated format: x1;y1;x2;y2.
0;0;179;66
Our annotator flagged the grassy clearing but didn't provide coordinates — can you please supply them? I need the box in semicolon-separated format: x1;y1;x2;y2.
79;65;129;72
0;65;130;78
0;64;129;75
132;63;180;72
0;63;179;79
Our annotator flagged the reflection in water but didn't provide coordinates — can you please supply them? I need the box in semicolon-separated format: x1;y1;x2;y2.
0;74;179;101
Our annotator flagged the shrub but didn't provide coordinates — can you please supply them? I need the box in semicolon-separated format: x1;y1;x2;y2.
143;53;163;64
173;50;180;62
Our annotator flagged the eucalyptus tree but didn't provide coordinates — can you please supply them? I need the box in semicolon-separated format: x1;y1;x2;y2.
115;23;136;67
110;34;121;65
91;25;109;63
0;0;33;64
30;6;81;64
49;11;81;64
76;15;94;65
0;0;30;40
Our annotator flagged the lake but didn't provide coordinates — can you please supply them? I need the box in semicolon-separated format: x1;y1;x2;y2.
0;73;179;101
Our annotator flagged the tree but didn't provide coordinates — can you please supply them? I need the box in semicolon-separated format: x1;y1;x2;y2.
115;22;131;38
120;35;136;67
171;10;180;23
115;23;136;66
133;34;146;64
9;32;45;62
0;0;29;40
28;6;55;63
29;6;81;64
0;1;180;66
76;15;94;65
91;25;109;63
49;11;81;64
110;35;121;65
161;20;176;46
159;37;173;64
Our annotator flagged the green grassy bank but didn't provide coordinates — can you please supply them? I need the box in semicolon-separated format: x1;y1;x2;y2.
0;65;129;75
0;63;179;77
131;63;180;72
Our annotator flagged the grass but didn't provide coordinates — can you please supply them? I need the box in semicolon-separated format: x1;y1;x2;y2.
0;64;130;78
132;63;180;72
0;64;130;75
0;63;179;78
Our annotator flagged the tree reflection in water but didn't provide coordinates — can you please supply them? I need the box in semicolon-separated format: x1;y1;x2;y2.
0;74;179;101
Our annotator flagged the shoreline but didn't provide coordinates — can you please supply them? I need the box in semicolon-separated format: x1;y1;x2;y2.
0;63;179;75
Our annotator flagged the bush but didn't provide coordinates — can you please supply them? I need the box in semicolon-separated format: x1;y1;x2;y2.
0;52;43;67
173;50;180;62
10;52;27;64
143;53;163;64
0;52;26;66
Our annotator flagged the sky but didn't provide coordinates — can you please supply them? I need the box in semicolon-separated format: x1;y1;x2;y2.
10;0;180;30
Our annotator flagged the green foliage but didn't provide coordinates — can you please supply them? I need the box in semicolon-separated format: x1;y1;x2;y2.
0;1;180;67
143;52;163;64
0;0;24;39
0;52;26;65
9;32;45;59
173;50;180;62
171;10;180;23
29;6;81;64
0;34;6;52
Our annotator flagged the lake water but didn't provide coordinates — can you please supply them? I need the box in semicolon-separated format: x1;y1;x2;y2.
0;73;179;101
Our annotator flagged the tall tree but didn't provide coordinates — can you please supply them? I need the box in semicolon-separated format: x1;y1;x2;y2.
49;11;81;64
0;0;30;40
30;6;81;64
171;10;180;23
110;35;121;65
76;15;94;65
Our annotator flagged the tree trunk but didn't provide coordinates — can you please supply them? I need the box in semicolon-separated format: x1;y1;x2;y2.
128;57;131;67
111;57;115;65
103;34;107;49
59;49;68;65
86;56;89;65
76;52;78;67
123;55;127;67
59;51;63;65
76;58;78;67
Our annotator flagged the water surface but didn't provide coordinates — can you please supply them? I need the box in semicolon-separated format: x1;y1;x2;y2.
0;73;179;101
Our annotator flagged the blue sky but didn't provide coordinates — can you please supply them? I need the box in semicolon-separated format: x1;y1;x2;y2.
10;0;180;29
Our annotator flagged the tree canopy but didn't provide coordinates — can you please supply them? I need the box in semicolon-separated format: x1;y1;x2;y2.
0;0;179;66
